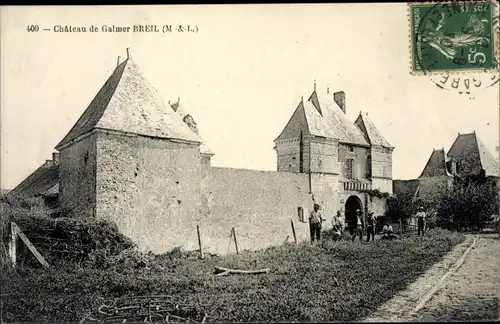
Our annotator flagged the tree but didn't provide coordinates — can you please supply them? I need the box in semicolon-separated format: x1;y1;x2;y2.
437;176;499;231
386;191;419;224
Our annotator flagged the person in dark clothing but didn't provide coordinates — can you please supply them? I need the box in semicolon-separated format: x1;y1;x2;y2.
309;203;323;243
351;209;364;242
366;212;376;242
415;206;426;237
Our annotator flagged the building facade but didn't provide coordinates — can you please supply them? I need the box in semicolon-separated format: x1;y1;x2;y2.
274;86;394;227
9;50;395;254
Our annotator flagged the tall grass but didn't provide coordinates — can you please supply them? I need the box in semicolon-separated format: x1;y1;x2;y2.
1;221;465;323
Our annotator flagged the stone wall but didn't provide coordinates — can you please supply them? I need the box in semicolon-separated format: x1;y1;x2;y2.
370;196;387;217
310;137;339;174
275;137;303;172
372;178;393;194
418;176;453;203
80;130;390;255
59;134;97;218
201;167;314;254
95;131;202;253
338;143;369;179
371;146;393;193
310;173;341;224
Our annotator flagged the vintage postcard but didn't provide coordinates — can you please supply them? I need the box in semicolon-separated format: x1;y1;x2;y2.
1;3;499;324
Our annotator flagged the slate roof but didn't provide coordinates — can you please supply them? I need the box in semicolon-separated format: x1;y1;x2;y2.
447;132;499;177
276;90;370;146
274;101;309;142
306;91;369;146
419;149;453;178
56;56;201;150
354;112;393;148
169;99;214;156
7;162;59;198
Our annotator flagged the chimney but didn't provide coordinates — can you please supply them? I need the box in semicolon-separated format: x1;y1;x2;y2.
126;47;131;59
52;152;60;165
117;56;121;66
334;91;346;114
45;159;53;167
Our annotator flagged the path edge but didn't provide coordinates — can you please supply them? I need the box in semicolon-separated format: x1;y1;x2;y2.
410;235;479;314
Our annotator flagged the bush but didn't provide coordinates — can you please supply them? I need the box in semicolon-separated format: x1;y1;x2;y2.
1;228;465;323
0;201;135;269
437;177;499;231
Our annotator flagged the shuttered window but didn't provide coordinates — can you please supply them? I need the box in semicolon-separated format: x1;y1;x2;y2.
345;159;353;179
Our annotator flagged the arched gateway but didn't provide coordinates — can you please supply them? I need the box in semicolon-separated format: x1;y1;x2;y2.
345;195;362;228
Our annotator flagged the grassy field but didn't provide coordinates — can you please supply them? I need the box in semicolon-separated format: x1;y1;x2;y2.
1;226;465;323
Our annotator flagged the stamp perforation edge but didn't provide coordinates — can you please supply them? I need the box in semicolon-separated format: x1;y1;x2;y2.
407;0;500;76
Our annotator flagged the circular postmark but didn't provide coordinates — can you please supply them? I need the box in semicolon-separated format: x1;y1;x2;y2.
413;1;500;95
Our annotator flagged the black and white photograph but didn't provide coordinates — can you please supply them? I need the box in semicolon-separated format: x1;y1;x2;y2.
1;3;499;323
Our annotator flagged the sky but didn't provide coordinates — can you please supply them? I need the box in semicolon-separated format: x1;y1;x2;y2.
1;4;499;190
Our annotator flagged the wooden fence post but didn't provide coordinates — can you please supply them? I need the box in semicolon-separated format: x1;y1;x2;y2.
196;225;204;260
291;220;297;244
232;227;239;255
8;222;17;268
12;223;49;268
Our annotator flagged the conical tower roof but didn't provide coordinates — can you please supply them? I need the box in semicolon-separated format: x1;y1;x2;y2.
56;51;201;150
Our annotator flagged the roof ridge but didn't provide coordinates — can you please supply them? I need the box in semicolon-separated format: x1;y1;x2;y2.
354;112;392;148
8;164;59;198
56;59;129;149
473;133;499;176
419;149;451;178
55;53;201;150
353;113;371;145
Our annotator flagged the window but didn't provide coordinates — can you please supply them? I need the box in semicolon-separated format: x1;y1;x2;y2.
298;207;305;223
345;159;353;179
348;145;354;152
366;155;372;178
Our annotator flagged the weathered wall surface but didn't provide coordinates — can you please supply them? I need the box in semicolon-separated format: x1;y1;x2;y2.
310;137;339;174
310;173;341;224
370;196;387;217
275;138;302;173
59;134;96;218
338;144;369;179
201;167;314;254
418;176;452;203
371;146;393;193
95;132;202;253
372;178;393;194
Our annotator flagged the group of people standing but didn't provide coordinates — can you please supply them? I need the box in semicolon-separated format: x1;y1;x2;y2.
308;203;427;243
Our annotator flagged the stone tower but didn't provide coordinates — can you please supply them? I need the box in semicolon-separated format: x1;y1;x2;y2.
354;112;394;194
274;84;394;223
54;49;206;252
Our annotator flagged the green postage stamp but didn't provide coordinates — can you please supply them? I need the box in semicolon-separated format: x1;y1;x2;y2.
410;1;498;73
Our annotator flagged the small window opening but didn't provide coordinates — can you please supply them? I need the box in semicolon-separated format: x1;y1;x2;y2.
298;207;305;223
348;145;354;152
345;158;353;179
84;151;89;164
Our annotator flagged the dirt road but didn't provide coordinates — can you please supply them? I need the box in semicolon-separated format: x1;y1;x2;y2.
363;234;500;322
